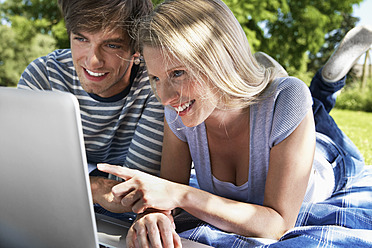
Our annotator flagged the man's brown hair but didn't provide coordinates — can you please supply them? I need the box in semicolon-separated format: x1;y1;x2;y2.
58;0;153;52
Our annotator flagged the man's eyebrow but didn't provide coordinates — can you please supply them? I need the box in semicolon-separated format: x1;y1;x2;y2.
72;32;126;43
103;38;126;43
73;32;86;38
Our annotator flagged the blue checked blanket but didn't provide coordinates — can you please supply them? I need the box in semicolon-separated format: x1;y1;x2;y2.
178;167;372;247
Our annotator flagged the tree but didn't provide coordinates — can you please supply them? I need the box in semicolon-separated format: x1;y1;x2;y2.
307;12;360;83
0;25;19;86
0;0;67;48
308;13;359;71
152;0;164;6
0;0;365;86
223;0;363;81
0;0;60;86
0;15;56;86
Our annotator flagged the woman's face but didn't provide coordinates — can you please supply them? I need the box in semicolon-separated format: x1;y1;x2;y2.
143;46;217;127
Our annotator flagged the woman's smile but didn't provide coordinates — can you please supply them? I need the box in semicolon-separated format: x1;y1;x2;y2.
173;100;195;116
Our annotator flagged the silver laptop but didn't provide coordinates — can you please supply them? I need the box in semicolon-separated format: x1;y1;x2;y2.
0;87;210;248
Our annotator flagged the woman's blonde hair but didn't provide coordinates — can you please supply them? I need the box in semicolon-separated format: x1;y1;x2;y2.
139;0;279;109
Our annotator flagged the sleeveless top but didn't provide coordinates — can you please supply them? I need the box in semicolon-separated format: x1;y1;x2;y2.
165;77;334;205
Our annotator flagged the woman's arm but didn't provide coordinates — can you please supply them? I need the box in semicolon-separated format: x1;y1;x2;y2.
99;110;315;240
264;110;315;236
100;118;192;247
178;110;315;239
160;118;193;184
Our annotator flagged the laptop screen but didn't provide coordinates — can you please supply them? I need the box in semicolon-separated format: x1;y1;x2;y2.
0;87;99;247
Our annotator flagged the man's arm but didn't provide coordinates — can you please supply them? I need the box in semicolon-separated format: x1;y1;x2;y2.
124;93;164;175
90;175;133;213
18;56;52;90
90;89;164;212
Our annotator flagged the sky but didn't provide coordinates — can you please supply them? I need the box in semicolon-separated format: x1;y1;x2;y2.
353;0;372;26
353;0;372;64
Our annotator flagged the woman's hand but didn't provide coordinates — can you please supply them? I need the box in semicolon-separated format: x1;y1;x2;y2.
97;164;183;213
126;211;182;248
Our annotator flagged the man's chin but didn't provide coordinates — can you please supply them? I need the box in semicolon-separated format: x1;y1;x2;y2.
80;83;103;95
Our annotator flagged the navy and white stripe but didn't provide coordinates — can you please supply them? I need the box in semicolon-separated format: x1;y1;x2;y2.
18;49;164;175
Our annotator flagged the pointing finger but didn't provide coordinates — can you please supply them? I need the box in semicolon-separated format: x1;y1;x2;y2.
97;163;135;181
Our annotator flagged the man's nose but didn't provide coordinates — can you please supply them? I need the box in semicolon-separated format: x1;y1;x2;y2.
86;46;104;68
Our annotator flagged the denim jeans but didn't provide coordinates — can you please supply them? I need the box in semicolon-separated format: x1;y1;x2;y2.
310;69;365;192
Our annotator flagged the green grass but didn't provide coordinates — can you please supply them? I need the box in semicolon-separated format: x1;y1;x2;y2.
330;109;372;165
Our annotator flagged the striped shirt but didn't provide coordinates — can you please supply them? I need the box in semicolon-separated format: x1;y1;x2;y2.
18;49;164;175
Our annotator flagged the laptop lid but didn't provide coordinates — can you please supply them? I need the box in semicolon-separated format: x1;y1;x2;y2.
0;87;212;248
0;87;99;247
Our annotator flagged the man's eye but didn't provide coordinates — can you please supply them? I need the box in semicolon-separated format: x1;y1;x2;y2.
107;44;122;49
74;37;86;42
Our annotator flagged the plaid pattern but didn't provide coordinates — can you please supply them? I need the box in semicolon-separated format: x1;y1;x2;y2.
178;167;372;247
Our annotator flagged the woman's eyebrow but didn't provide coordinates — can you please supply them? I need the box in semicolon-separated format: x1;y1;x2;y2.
166;65;185;73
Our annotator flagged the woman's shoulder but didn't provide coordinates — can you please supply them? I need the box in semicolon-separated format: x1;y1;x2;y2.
258;76;311;106
271;76;309;95
251;75;313;141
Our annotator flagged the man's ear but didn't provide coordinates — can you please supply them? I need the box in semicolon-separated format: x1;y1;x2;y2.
133;52;142;65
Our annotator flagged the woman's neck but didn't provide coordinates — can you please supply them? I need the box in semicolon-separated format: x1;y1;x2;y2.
205;107;250;139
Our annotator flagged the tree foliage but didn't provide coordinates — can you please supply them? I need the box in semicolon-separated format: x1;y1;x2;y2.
307;13;360;77
0;0;60;86
223;0;363;81
0;0;364;87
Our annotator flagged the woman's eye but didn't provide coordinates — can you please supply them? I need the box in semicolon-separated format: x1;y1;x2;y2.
151;76;159;82
173;70;185;77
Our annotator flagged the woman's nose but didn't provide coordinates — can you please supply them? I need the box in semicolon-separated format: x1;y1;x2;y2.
157;82;180;106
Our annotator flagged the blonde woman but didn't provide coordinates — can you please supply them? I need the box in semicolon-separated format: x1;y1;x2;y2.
99;0;372;247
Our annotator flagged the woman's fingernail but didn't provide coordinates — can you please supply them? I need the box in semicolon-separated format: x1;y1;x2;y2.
97;163;105;169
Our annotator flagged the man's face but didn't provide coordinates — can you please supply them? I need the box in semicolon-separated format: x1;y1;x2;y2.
70;29;133;98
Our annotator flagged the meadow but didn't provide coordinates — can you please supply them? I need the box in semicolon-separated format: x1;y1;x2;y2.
330;108;372;165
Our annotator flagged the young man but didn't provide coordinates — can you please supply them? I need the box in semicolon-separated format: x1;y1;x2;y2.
17;0;164;214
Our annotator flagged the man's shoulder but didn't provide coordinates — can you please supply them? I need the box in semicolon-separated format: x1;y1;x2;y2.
44;49;73;67
133;64;149;83
30;49;73;71
130;64;153;95
20;49;78;91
